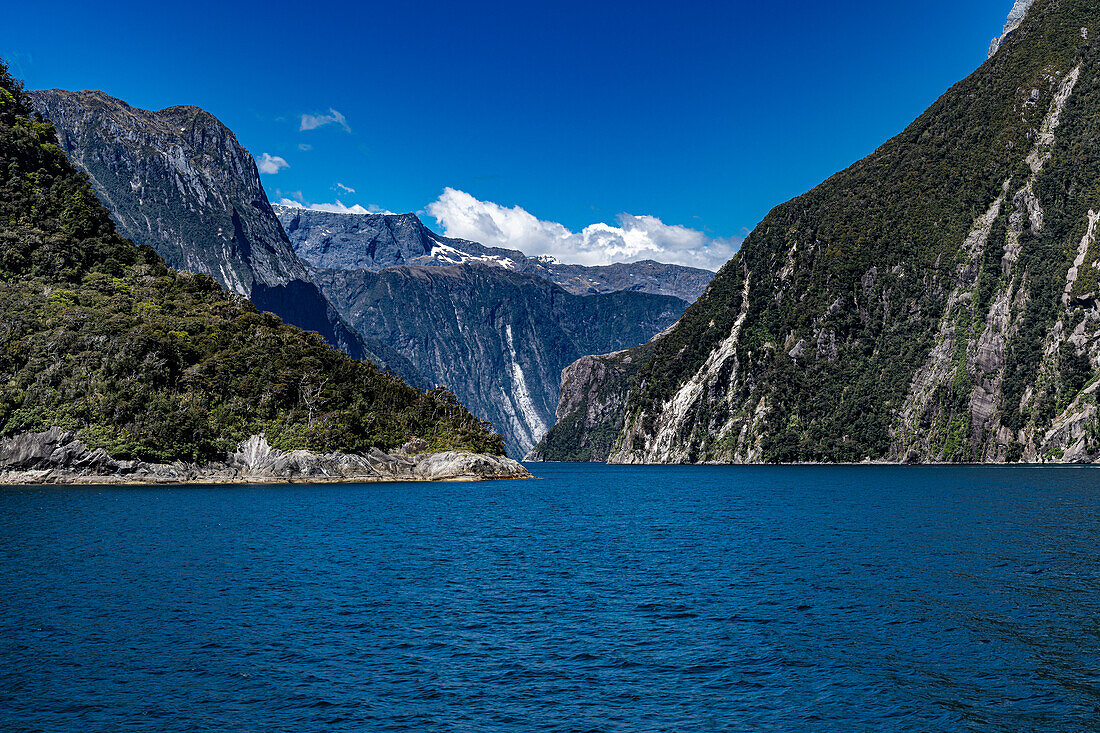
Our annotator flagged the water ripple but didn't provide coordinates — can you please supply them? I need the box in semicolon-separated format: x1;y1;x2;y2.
1;464;1099;731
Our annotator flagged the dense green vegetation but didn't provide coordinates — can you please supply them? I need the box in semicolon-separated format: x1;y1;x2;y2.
0;62;505;461
597;0;1100;462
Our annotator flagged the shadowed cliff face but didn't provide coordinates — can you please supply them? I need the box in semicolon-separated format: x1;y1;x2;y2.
275;205;716;303
535;0;1100;465
309;264;688;457
31;90;304;295
29;89;425;386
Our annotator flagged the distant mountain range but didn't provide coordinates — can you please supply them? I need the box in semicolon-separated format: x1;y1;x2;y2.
308;264;685;453
275;204;714;302
31;89;709;456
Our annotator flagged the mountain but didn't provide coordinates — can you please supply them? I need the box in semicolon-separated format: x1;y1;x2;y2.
0;62;504;464
274;204;715;302
280;206;695;455
533;0;1100;464
31;91;700;456
525;341;659;462
308;263;687;457
29;89;424;386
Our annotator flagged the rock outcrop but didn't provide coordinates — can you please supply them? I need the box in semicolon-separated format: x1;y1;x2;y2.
525;344;654;462
0;430;531;484
989;0;1036;59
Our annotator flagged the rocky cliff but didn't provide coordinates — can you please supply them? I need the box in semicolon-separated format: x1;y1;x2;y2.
534;0;1100;464
32;90;304;295
29;89;422;385
989;0;1037;58
0;62;508;470
309;263;687;457
29;90;697;455
275;204;714;302
524;342;655;462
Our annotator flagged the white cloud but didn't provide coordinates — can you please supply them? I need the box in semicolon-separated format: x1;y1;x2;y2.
335;182;355;194
300;108;350;132
298;143;312;151
276;198;378;215
256;153;289;175
426;188;739;270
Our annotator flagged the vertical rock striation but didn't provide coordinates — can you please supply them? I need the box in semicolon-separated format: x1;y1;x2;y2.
309;264;687;457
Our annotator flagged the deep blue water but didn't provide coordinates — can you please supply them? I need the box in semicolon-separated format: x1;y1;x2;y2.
2;464;1099;732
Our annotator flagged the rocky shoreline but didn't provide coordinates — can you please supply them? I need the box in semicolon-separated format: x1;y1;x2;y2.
0;428;532;485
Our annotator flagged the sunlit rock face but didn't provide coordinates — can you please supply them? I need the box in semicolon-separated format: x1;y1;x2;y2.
0;429;532;484
988;0;1036;59
32;90;305;295
308;263;688;457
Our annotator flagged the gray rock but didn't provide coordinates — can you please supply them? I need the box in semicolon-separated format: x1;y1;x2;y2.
0;430;531;484
0;427;117;473
988;0;1035;59
309;263;687;457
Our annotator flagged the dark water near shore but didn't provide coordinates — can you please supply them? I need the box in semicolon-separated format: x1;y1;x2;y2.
2;464;1099;731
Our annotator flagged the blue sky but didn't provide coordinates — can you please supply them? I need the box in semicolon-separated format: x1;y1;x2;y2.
3;0;1013;268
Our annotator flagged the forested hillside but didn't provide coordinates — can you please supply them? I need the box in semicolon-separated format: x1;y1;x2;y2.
0;63;504;461
535;0;1100;464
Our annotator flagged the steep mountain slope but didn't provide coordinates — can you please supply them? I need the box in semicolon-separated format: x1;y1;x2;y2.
32;90;302;295
534;0;1100;464
309;263;686;456
525;341;657;462
275;204;715;302
0;63;503;462
29;91;696;454
29;89;423;385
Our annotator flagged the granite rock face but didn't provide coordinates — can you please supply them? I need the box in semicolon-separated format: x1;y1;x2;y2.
526;344;655;462
310;263;687;457
32;90;305;295
0;426;118;473
29;89;423;386
276;205;715;302
0;430;531;484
